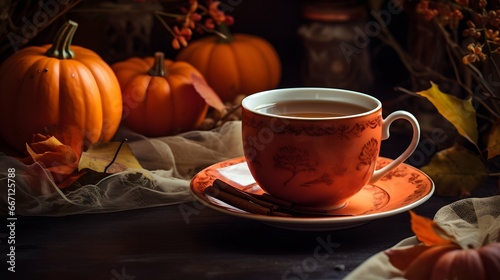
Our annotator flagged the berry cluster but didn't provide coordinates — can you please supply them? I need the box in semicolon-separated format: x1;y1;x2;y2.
416;0;500;65
155;0;234;49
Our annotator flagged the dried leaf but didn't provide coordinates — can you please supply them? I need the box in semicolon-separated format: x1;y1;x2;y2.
409;211;455;246
22;124;84;188
487;119;500;159
26;143;78;175
28;135;64;153
78;142;143;174
417;82;478;145
420;144;488;196
191;72;226;112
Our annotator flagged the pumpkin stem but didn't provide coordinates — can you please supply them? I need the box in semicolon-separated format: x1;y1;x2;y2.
216;23;233;43
148;52;166;76
46;20;78;59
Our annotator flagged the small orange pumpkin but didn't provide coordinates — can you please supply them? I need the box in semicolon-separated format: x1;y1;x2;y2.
111;52;208;137
388;242;500;280
0;20;122;153
176;24;281;102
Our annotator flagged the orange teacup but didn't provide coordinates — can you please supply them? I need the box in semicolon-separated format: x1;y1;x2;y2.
241;87;420;210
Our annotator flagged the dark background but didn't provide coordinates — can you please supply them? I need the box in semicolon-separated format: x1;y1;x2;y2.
0;0;411;99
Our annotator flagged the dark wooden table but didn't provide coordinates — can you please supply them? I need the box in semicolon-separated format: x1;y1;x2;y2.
1;130;498;280
2;188;493;280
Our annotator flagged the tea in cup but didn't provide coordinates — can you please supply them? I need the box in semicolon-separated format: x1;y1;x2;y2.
241;87;420;210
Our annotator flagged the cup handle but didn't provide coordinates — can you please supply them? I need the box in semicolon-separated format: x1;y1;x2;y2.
369;110;420;183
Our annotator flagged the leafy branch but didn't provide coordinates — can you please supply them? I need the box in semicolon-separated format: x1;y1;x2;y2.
373;0;500;196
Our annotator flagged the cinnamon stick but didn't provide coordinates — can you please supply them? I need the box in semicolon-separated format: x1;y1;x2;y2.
209;179;353;217
204;185;290;217
250;192;293;208
212;179;278;210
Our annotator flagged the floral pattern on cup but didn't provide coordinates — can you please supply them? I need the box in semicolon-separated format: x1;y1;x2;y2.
357;138;379;179
273;146;333;188
272;137;379;189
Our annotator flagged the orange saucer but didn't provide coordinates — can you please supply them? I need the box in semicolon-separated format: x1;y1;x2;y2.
190;157;434;231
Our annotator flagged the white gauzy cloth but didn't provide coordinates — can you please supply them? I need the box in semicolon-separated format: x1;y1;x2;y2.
344;195;500;279
0;121;243;216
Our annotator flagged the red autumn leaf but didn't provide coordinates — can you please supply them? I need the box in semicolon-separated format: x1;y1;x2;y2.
191;72;226;112
409;211;456;246
27;142;77;175
21;124;85;188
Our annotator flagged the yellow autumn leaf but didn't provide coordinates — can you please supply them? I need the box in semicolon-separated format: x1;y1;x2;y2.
420;144;487;196
487;120;500;159
417;82;478;145
78;141;143;174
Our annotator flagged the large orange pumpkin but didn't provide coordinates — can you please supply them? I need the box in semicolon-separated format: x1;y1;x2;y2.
0;20;122;153
111;52;208;137
176;25;281;102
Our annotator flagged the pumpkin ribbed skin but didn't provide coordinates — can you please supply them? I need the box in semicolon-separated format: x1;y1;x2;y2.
402;243;500;280
176;33;281;102
0;21;122;152
111;52;208;137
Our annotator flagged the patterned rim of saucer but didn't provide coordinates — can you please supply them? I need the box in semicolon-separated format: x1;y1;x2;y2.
190;156;435;231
